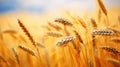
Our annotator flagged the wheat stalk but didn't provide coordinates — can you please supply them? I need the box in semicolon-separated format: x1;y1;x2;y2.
0;27;3;40
0;55;7;63
118;16;120;23
92;35;96;47
54;18;73;26
17;19;35;46
73;30;84;53
12;48;20;65
56;36;76;47
77;17;87;29
98;9;101;22
74;30;83;43
18;34;28;43
63;25;70;36
0;55;10;67
98;0;107;16
18;45;35;56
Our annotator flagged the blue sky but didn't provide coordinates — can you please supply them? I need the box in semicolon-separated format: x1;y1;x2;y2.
0;0;18;13
0;0;120;14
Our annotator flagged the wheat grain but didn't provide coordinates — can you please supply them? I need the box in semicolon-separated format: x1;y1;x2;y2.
18;45;35;56
54;18;73;26
92;29;115;36
56;36;76;47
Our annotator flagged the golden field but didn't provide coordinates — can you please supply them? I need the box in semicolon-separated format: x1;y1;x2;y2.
0;0;120;67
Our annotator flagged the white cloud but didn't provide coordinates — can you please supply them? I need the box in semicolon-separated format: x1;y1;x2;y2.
18;0;46;7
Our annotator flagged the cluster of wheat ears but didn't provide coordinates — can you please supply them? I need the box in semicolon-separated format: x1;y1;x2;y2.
0;0;120;67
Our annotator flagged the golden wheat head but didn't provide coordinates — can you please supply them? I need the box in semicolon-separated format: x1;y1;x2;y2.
17;19;35;45
54;18;73;26
90;18;97;29
47;31;63;37
92;29;115;36
56;36;76;47
98;0;107;16
18;45;35;56
100;46;120;55
48;22;62;30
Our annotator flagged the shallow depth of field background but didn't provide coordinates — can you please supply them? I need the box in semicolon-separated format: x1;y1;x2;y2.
0;0;120;67
0;0;120;37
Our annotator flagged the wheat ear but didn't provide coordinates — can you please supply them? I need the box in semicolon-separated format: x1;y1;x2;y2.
18;19;35;46
98;0;107;16
18;45;35;56
56;36;76;47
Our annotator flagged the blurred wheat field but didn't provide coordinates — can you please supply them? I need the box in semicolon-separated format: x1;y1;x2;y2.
0;0;120;67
